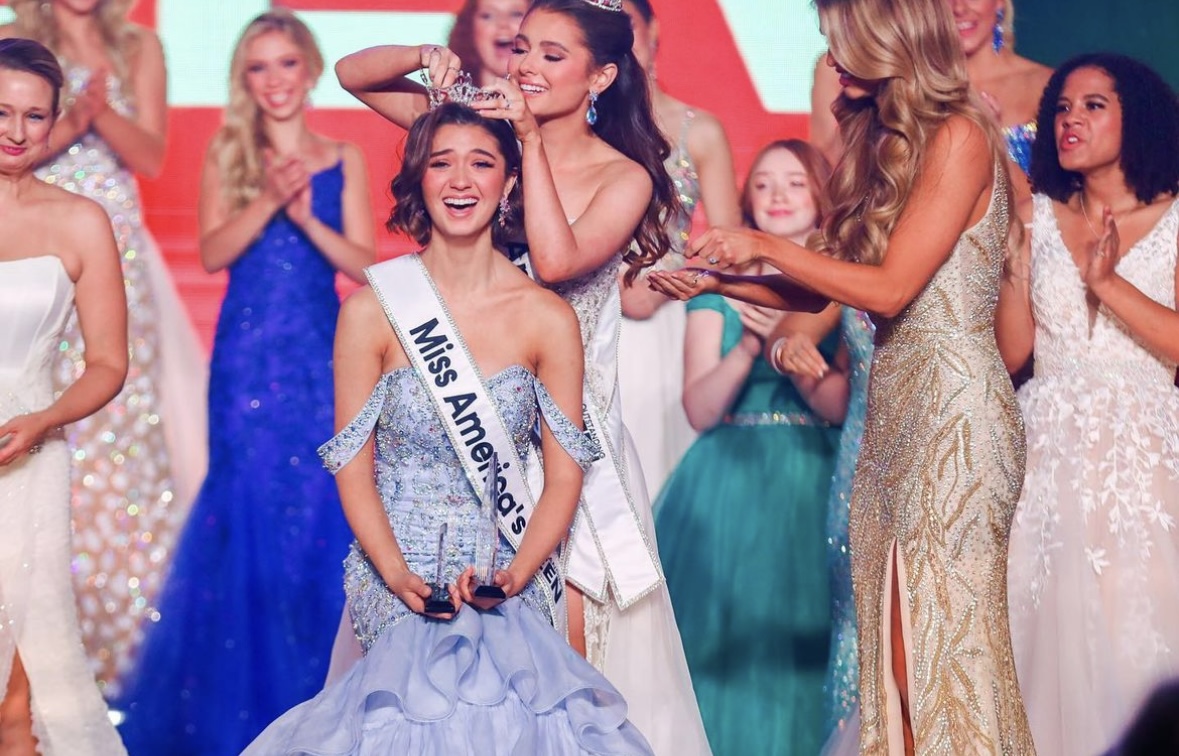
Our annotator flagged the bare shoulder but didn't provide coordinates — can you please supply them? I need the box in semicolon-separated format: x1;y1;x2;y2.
685;107;731;153
126;23;165;65
936;114;993;161
54;190;111;238
336;140;369;176
598;147;652;192
340;284;385;326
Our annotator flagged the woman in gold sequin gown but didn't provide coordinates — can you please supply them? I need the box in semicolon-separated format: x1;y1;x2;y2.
650;0;1033;753
1;1;207;698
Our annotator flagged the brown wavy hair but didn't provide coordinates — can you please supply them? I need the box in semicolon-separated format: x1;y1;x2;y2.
814;0;1008;265
388;103;523;249
9;0;139;85
209;10;323;211
0;37;65;116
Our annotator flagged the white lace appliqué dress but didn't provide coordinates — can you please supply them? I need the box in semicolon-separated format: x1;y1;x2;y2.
1007;195;1179;756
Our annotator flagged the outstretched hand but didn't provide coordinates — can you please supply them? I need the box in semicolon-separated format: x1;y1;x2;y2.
647;267;720;301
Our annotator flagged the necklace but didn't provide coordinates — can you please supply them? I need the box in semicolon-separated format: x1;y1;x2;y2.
1079;193;1145;240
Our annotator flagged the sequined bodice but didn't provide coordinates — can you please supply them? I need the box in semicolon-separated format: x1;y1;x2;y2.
0;258;74;411
325;365;596;650
37;66;140;219
1003;121;1036;175
548;253;622;407
1030;195;1179;388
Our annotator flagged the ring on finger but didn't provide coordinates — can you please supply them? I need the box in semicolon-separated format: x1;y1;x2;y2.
707;256;719;265
28;444;41;455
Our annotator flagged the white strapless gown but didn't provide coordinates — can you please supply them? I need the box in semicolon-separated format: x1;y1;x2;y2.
1008;196;1179;756
0;257;126;755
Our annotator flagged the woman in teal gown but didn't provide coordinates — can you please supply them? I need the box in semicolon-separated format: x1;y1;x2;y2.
653;140;840;755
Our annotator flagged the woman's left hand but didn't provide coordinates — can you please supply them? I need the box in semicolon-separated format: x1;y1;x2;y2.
1083;206;1122;292
455;566;522;611
0;412;51;467
735;302;783;341
469;76;540;144
687;227;770;269
647;267;720;301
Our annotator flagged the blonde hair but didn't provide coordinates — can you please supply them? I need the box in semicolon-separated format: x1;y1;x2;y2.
211;10;323;210
9;0;139;85
815;0;1007;265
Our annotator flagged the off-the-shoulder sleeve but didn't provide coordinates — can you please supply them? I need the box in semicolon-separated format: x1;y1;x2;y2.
532;380;603;470
317;374;392;474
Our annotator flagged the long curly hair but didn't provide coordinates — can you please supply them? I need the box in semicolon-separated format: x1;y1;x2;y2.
209;10;323;211
814;0;1007;265
527;0;678;284
9;0;139;85
1029;53;1179;205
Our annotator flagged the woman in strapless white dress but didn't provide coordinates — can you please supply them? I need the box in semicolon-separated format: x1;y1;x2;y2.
0;39;128;756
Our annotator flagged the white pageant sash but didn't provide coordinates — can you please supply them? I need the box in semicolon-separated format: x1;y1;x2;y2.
510;249;662;609
367;255;564;630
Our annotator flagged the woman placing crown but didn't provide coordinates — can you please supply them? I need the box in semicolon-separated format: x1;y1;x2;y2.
335;1;710;753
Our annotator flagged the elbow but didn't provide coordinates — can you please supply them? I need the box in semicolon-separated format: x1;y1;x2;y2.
873;290;910;320
198;245;225;275
335;58;360;94
682;400;719;433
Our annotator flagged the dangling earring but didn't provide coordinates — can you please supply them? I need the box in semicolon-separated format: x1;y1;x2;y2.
992;7;1006;54
498;194;511;228
586;90;599;127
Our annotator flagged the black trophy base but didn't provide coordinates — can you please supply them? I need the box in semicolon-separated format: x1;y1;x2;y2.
474;584;507;600
423;583;454;615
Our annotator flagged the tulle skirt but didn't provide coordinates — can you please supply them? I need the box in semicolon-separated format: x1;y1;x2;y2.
243;599;653;755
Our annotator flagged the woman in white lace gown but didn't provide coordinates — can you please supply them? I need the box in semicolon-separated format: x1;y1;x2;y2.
0;39;128;755
1;0;207;695
997;53;1179;756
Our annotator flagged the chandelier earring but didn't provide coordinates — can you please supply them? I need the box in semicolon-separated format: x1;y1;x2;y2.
498;194;512;228
586;90;600;127
992;7;1006;54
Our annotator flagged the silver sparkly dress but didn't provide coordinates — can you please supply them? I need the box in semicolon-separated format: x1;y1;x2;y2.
39;65;207;695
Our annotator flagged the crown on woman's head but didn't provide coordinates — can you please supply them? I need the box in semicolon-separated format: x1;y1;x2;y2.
582;0;624;11
421;70;504;111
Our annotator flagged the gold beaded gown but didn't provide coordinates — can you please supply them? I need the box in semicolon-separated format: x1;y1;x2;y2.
848;168;1035;755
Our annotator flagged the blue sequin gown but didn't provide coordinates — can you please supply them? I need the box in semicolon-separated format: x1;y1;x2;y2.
115;164;353;756
824;308;875;741
654;294;840;755
243;363;652;754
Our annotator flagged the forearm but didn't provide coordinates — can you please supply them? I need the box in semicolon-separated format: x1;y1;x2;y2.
91;108;166;177
1092;276;1179;363
40;361;126;430
300;217;374;284
712;273;829;313
792;370;850;425
200;195;281;272
520;138;587;284
334;45;428;128
995;281;1035;374
506;479;580;587
339;482;412;585
683;341;757;431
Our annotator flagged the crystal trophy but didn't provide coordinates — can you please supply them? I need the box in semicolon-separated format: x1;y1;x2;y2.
473;451;507;600
423;522;455;615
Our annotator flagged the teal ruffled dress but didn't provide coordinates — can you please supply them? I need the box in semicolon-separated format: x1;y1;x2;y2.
654;293;839;755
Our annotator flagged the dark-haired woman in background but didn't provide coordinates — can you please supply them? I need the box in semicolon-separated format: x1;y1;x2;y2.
616;0;741;500
337;2;708;751
446;0;528;88
244;101;653;756
998;53;1179;756
0;37;128;755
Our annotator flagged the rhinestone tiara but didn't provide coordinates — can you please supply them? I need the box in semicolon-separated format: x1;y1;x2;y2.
583;0;624;11
420;70;504;111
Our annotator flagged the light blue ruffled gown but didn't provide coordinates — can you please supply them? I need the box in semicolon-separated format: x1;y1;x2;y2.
242;364;653;755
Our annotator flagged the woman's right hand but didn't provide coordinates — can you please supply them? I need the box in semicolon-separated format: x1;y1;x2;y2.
261;149;309;209
418;44;463;89
387;569;459;619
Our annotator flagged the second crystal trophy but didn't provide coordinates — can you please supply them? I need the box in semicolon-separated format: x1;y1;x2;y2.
473;451;507;599
423;522;455;615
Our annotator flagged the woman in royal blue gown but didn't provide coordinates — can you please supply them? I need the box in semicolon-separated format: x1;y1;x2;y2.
116;11;375;755
245;101;651;755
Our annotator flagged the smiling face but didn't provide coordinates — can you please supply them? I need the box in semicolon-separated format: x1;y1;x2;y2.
946;0;1005;58
50;0;104;16
242;30;314;121
422;123;514;242
0;67;55;175
509;9;605;121
746;147;820;242
472;0;528;79
1054;66;1123;176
